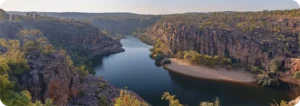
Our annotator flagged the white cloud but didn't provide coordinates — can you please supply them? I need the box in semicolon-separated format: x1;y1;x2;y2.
294;0;300;7
0;0;5;6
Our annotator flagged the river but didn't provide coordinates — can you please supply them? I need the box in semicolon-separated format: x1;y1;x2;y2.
94;36;291;105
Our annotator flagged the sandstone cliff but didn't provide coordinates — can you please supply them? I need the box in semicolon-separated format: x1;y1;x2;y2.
146;11;300;97
22;52;80;105
148;20;300;67
0;10;133;105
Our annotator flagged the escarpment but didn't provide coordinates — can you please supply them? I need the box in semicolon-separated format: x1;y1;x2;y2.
0;10;139;106
146;9;300;96
149;20;300;67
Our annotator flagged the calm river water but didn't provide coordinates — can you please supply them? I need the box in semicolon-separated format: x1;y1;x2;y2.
94;36;291;105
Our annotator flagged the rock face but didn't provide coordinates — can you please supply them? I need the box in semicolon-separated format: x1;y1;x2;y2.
0;16;125;57
21;52;80;105
0;11;128;105
148;20;300;67
22;52;145;106
148;17;300;98
69;75;119;106
88;34;125;56
69;75;149;106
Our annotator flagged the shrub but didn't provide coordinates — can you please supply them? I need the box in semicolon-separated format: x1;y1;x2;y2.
200;98;220;106
269;59;281;73
175;51;184;59
98;96;109;106
175;50;232;67
114;90;148;106
23;41;38;53
293;71;300;79
161;92;183;106
75;65;89;77
42;44;55;55
65;55;74;67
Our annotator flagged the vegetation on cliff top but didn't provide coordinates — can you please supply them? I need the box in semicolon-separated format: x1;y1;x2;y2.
0;38;53;106
114;90;148;106
157;9;300;30
0;10;117;75
175;51;232;68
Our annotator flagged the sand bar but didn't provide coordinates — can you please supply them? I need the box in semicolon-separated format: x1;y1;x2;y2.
163;58;256;83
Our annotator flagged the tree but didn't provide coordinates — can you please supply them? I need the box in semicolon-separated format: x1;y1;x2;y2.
75;65;89;77
0;58;10;74
270;59;280;73
23;41;38;53
42;45;54;55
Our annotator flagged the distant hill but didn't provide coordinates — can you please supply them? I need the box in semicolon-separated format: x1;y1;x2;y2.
8;11;160;35
7;11;139;20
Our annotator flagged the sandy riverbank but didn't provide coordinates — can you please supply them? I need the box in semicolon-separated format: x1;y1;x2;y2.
163;58;256;83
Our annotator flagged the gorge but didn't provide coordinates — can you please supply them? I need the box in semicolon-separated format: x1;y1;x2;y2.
1;8;300;106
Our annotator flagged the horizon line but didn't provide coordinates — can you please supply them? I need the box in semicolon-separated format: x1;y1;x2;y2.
3;8;300;15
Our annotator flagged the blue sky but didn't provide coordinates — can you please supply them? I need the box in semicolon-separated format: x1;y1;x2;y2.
0;0;299;14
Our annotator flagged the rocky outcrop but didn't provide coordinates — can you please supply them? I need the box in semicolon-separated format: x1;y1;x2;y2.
21;52;148;105
148;17;300;98
148;20;300;68
69;75;149;106
69;75;119;106
0;10;146;106
21;52;80;105
88;34;125;56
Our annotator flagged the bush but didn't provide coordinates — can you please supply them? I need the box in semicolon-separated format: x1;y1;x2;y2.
114;90;148;106
293;71;300;79
175;50;232;67
98;96;109;106
270;59;280;73
161;92;183;106
75;65;89;77
23;41;38;53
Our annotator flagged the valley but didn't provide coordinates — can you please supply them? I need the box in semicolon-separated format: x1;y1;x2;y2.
0;8;300;106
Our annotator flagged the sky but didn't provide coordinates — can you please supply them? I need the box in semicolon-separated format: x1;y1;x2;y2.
0;0;299;14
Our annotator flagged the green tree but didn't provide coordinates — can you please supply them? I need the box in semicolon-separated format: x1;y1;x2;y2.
270;59;280;73
0;58;10;74
75;65;89;77
23;41;38;53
